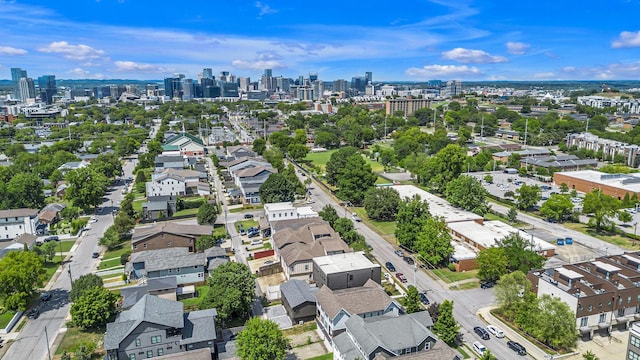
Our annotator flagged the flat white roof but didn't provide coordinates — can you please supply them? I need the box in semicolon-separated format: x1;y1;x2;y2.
556;170;640;193
451;241;477;261
392;185;484;223
313;251;379;274
448;220;556;251
264;202;295;212
591;261;621;273
297;207;318;217
556;267;584;280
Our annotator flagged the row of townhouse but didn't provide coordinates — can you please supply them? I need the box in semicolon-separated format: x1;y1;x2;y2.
566;132;640;168
219;145;276;204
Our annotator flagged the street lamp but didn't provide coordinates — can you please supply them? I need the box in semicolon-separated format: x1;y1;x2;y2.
67;264;73;284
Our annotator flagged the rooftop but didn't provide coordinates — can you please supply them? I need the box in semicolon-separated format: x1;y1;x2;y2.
555;170;640;193
313;252;379;274
448;220;555;252
392;185;483;224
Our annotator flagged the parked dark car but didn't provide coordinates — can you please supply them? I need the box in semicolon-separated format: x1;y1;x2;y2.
474;326;490;340
403;256;415;265
507;340;527;355
248;231;260;238
92;252;100;258
244;214;254;219
40;292;51;301
44;235;59;242
385;261;396;272
395;272;407;283
480;280;495;289
565;237;573;245
419;292;430;305
27;308;40;319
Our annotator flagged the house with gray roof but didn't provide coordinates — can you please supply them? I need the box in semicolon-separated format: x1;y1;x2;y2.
280;279;319;323
120;276;178;310
0;208;39;241
316;279;403;339
131;221;213;253
104;294;217;360
155;154;186;171
142;195;177;221
126;247;207;285
333;312;461;360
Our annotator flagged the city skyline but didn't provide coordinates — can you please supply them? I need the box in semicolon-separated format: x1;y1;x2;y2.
1;1;640;81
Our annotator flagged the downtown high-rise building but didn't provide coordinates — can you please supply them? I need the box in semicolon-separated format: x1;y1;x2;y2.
365;71;372;84
18;77;36;101
333;79;348;93
37;75;57;104
11;67;27;100
202;68;213;80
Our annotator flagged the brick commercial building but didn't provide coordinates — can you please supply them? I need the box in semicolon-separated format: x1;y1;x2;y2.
553;170;640;200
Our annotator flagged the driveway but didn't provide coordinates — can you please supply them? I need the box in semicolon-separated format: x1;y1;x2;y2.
264;305;292;329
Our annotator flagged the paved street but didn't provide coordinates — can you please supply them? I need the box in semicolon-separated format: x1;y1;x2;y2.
2;157;137;360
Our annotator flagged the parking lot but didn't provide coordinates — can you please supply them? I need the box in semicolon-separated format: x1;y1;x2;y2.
470;171;564;206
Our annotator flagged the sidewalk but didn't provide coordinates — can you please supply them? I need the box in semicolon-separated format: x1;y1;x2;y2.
477;306;559;360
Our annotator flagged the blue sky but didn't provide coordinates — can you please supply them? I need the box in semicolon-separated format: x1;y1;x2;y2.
2;0;640;81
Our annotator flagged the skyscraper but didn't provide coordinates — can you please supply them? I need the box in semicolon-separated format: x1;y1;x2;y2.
37;75;57;104
365;72;373;84
202;68;213;79
264;68;272;78
11;67;27;100
18;77;36;101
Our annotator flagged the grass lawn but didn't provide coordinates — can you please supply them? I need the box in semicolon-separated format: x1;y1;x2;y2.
0;311;16;329
483;212;526;228
213;224;228;239
55;326;105;356
306;354;333;360
304;149;337;170
132;199;145;212
102;241;131;262
98;257;123;270
431;268;479;284
563;222;640;250
229;204;264;213
56;240;76;253
173;208;199;217
352;208;396;242
375;176;390;185
181;285;210;310
449;281;479;290
282;322;317;337
236;220;259;231
382;282;401;296
364;157;385;173
42;255;64;282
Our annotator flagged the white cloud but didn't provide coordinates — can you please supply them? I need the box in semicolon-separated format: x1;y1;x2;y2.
0;46;27;55
532;72;556;79
505;42;530;55
113;61;168;73
231;59;286;70
255;2;278;17
441;48;507;64
66;67;104;79
38;41;105;60
405;64;483;78
612;31;640;48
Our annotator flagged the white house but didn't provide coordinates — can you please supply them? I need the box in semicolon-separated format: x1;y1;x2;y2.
264;202;319;222
0;208;39;240
145;172;186;197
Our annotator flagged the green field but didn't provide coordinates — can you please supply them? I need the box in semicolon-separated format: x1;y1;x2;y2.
181;285;210;310
56;240;76;253
352;208;396;242
173;208;199;217
431;268;479;284
55;326;105;356
304;149;386;173
563;222;640;250
42;255;64;282
102;241;131;264
0;311;16;329
306;354;333;360
236;219;259;231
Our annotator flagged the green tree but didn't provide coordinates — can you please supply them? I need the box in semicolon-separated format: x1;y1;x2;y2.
236;318;288;360
484;174;493;184
201;262;255;323
403;285;421;314
263;148;285;172
196;235;218;252
252;138;267;155
41;241;57;264
65;167;108;210
445;175;488;215
531;294;577;350
432;299;460;346
494;271;531;318
415;216;453;266
516;184;541;210
417;144;466;192
479;350;498;360
6;172;45;209
318;204;339;228
286;143;310;162
582;350;599;360
477;247;508;281
197;202;219;225
60;205;81;221
395;195;430;250
497;233;546;273
507;207;518;222
70;286;118;329
325;147;359;186
540;194;574;222
90;153;123;178
559;183;569;193
333;217;355;237
99;227;122;251
69;273;103;302
618;210;633;225
259;173;299;203
335;155;377;205
583;189;619;231
363;187;400;221
0;251;45;310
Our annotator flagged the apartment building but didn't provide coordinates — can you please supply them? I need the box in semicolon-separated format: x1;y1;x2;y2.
553;170;640;199
385;98;430;117
528;252;640;339
0;208;39;240
566;132;640;168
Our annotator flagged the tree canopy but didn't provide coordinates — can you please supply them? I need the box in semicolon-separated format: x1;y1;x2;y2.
583;189;619;231
65;167;109;210
236;318;288;360
444;175;488;215
201;262;255;323
70;286;118;329
197;202;219;225
516;184;541;210
0;250;45;310
432;299;459;346
395;195;430;250
69;273;104;302
363;187;401;221
540;194;574;222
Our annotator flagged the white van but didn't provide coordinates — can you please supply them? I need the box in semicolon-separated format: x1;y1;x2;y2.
250;239;262;246
472;341;486;356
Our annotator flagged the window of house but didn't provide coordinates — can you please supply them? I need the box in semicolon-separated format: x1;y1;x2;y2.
619;308;626;317
588;304;593;312
608;300;612;307
599;313;607;323
629;350;640;360
304;265;309;271
129;355;136;360
599;302;603;310
147;350;153;358
133;245;137;250
629;296;633;304
167;241;171;246
144;244;147;249
631;334;640;348
424;342;431;350
135;338;141;347
150;335;161;344
580;317;588;327
578;304;583;312
157;349;164;356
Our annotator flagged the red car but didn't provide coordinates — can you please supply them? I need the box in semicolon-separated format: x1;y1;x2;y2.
395;272;407;283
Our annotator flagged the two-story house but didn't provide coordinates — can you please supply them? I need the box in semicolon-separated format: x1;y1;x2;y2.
145;171;186;197
155;154;186;171
0;208;39;240
104;294;217;360
264;202;319;222
273;219;350;281
226;145;257;160
126;247;207;286
163;133;205;157
316;279;403;339
131;222;213;253
332;312;461;360
313;252;381;290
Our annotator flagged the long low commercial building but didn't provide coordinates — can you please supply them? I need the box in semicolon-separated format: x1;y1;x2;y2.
553;170;640;199
392;185;484;224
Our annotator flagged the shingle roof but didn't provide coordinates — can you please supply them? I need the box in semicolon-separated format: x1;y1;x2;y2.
155;154;185;163
132;222;213;245
181;308;218;345
128;248;206;273
204;246;227;258
0;208;38;219
315;280;396;320
104;294;184;350
234;166;276;178
280;279;318;309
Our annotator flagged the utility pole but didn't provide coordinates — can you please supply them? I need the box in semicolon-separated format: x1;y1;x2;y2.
524;118;529;149
480;115;485;140
44;326;52;360
68;264;73;284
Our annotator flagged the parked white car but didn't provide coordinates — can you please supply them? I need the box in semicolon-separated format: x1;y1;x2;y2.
472;341;486;356
486;325;504;338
